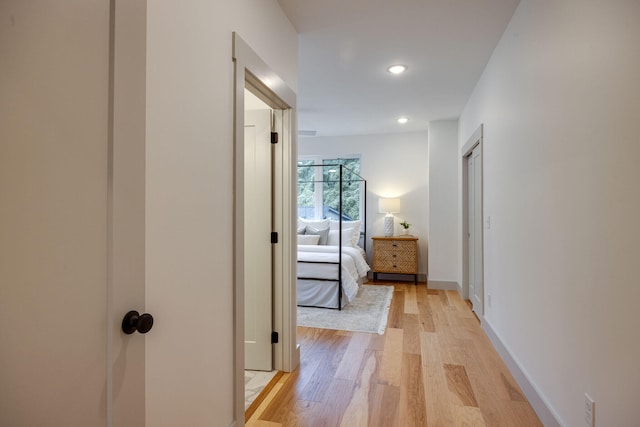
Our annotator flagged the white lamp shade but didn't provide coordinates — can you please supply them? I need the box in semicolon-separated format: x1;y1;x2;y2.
378;197;400;214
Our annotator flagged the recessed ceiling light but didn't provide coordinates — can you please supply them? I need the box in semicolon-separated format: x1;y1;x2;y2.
387;64;407;74
397;117;409;124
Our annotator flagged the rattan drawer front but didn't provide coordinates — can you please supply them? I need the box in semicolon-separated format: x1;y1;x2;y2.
373;239;417;274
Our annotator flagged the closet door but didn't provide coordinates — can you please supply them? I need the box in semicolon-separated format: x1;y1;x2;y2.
467;146;484;315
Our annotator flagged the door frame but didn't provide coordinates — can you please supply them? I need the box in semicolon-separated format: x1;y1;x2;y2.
232;33;298;425
461;124;484;314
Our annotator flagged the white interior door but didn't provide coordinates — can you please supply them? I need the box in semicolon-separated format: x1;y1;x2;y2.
1;2;147;425
468;146;484;315
110;0;147;424
0;1;111;424
244;109;273;371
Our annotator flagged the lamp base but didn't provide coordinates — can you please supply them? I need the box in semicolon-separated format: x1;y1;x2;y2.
384;215;394;237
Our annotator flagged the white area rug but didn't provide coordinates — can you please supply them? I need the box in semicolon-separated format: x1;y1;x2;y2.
297;285;394;335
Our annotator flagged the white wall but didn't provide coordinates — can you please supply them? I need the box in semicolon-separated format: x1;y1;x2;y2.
427;120;459;283
145;1;297;426
299;131;429;278
458;1;640;425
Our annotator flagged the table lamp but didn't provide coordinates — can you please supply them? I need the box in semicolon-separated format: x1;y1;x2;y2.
378;197;400;237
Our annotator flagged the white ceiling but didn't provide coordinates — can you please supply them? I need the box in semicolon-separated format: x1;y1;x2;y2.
277;0;520;137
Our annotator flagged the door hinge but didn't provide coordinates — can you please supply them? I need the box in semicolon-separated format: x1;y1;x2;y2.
271;331;279;344
270;132;278;144
271;231;278;244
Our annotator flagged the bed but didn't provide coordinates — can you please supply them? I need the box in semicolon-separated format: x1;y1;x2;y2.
296;164;369;309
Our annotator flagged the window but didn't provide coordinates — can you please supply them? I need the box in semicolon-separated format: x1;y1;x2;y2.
297;159;316;219
297;156;362;221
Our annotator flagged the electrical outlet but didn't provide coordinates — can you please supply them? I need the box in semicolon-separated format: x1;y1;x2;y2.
584;394;595;426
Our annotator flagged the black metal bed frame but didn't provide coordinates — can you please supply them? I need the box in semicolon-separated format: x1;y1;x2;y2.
297;164;367;310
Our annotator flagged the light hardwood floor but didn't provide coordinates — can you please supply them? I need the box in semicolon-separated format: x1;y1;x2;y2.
247;282;542;426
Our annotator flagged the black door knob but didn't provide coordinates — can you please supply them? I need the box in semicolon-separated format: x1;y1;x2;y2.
122;310;154;335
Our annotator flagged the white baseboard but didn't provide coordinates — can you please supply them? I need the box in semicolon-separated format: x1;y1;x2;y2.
427;280;459;290
481;318;564;427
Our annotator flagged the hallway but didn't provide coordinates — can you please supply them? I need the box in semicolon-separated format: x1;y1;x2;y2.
247;282;542;426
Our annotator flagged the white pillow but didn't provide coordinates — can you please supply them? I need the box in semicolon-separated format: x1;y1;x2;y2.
329;219;361;231
305;225;330;245
297;234;320;245
298;218;330;229
327;229;356;247
329;219;361;246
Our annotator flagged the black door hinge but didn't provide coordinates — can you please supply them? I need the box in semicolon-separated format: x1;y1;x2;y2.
271;231;278;244
270;132;278;144
271;331;279;344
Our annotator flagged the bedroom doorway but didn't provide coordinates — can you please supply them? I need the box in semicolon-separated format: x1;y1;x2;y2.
232;32;298;424
462;124;484;317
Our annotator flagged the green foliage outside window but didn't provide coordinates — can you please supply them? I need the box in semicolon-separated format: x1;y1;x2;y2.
297;157;362;221
297;159;315;211
322;159;360;220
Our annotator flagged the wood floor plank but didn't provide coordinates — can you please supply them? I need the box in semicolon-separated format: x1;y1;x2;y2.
510;400;545;426
387;288;405;328
258;369;302;422
399;353;428;426
298;331;351;402
404;284;419;314
427;290;450;329
402;313;421;355
439;290;451;307
316;378;355;426
338;350;377;426
454;406;487;427
246;420;283;427
335;332;371;381
443;364;479;407
421;332;456;427
247;379;288;424
417;285;436;333
455;343;529;427
367;330;386;351
254;283;542;427
434;328;469;366
500;372;527;402
369;383;401;427
377;327;403;387
246;371;287;422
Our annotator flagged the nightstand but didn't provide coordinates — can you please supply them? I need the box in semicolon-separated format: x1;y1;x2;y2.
372;236;419;285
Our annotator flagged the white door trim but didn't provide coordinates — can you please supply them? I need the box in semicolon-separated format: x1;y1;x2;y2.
461;124;484;314
232;33;298;426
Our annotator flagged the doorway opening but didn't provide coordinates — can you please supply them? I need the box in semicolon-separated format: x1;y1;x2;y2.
461;124;484;317
243;89;277;414
232;33;298;425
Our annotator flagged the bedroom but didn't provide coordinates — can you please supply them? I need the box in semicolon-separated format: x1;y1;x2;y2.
297;131;432;286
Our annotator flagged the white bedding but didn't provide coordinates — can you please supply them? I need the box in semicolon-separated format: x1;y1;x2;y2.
297;244;370;308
